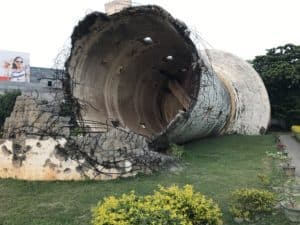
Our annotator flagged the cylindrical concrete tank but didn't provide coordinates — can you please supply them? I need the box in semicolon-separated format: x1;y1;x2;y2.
66;5;270;144
206;50;271;135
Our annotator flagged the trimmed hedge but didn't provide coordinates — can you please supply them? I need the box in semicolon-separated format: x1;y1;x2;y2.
229;188;276;220
92;185;223;225
291;125;300;141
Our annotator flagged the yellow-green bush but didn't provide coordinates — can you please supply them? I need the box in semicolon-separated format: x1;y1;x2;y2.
291;125;300;141
291;125;300;133
229;188;276;220
92;185;223;225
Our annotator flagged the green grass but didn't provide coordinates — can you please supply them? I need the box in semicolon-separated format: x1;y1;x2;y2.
0;135;292;225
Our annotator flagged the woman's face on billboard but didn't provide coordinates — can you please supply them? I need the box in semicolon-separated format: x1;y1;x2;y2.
14;57;24;69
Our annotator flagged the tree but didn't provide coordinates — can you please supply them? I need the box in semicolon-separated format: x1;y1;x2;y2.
0;90;21;134
252;44;300;128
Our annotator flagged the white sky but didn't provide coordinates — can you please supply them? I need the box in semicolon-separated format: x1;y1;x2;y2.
0;0;299;67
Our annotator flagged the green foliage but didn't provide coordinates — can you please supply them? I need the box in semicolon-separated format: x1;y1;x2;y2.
229;188;276;220
169;143;185;158
291;125;300;133
257;173;271;186
252;44;300;127
92;185;223;225
0;90;21;129
70;126;84;136
266;151;290;161
291;125;300;141
41;99;48;104
59;101;73;117
59;99;84;137
281;178;300;208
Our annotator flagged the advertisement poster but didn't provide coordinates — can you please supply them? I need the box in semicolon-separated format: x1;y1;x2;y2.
0;50;30;82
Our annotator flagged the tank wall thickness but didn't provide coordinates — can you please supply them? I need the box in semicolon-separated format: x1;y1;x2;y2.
157;67;231;144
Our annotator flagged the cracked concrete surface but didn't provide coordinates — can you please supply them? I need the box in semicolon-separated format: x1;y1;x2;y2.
0;96;175;180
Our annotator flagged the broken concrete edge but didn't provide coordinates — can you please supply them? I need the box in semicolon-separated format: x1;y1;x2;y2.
3;95;70;139
0;136;179;181
65;5;205;142
66;4;202;110
0;137;179;181
70;5;195;53
0;95;180;180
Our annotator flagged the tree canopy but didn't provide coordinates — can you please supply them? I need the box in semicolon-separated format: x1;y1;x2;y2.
252;44;300;127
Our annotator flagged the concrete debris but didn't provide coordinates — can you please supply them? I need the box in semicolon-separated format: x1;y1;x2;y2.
0;95;176;180
3;95;70;139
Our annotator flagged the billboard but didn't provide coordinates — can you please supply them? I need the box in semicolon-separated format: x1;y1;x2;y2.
0;50;30;82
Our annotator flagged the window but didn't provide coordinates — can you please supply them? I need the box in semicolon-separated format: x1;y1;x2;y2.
47;81;52;87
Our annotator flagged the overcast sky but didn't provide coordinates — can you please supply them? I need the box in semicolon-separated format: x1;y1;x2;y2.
0;0;299;67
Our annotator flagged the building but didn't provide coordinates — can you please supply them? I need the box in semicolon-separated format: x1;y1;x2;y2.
30;67;63;89
0;67;64;100
0;49;64;99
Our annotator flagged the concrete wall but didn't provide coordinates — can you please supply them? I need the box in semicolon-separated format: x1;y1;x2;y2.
0;95;175;180
0;137;133;180
0;138;78;180
39;78;63;89
30;67;63;83
0;81;62;101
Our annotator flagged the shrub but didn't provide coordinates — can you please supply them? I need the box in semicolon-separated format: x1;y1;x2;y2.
70;126;84;136
169;143;185;158
92;185;223;225
229;188;276;220
266;151;289;161
291;125;300;141
282;178;300;208
291;125;300;133
0;90;21;129
59;101;73;117
257;173;270;186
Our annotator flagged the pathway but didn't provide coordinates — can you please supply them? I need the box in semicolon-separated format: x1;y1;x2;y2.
280;134;300;177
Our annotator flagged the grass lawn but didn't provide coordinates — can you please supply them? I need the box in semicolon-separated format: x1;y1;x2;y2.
0;135;292;225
